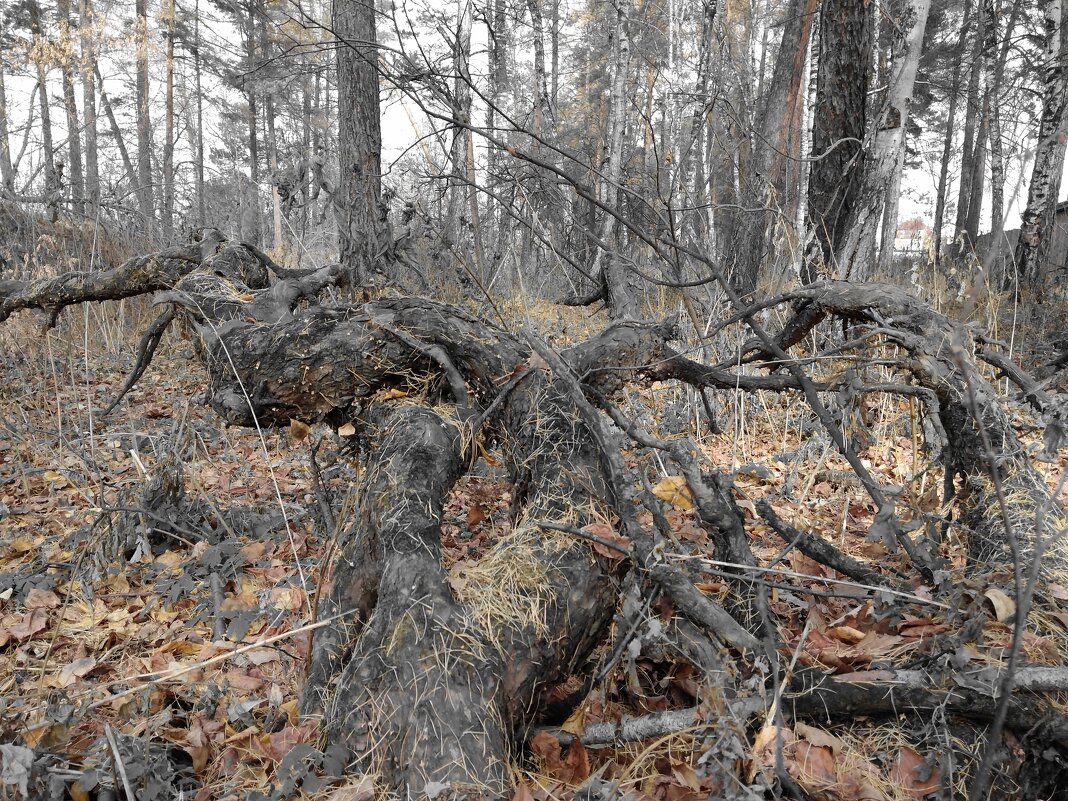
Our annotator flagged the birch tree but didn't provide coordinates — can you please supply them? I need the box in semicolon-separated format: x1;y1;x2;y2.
836;0;931;279
1014;0;1068;293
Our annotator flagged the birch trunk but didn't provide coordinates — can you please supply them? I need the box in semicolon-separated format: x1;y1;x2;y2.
0;67;14;193
598;0;639;318
1013;0;1068;293
836;0;930;280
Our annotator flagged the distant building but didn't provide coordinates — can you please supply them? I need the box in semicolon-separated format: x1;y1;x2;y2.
893;218;932;255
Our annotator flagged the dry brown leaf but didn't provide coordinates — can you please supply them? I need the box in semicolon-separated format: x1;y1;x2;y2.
582;523;631;560
560;705;586;736
889;747;941;798
984;588;1016;623
466;501;486;528
829;625;865;644
327;776;376;801
511;782;536;801
25;588;60;610
562;739;591;784
1049;583;1068;602
9;608;48;641
271;587;305;611
652;476;694;511
530;730;562;771
794;722;843;754
790;741;837;792
338;422;357;437
56;657;97;688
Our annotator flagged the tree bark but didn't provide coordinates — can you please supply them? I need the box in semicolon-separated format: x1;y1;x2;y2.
953;6;986;253
135;0;155;230
162;0;176;240
29;5;58;212
735;0;818;288
80;0;99;215
933;0;973;271
1014;0;1068;294
58;0;85;217
835;0;931;280
597;0;640;319
193;0;206;227
801;0;872;282
0;65;14;193
95;67;137;196
243;1;261;247
334;0;385;286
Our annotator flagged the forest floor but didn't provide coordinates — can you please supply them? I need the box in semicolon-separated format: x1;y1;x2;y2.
1;294;1067;801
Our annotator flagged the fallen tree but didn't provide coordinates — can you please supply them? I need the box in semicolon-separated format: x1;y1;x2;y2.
3;233;1068;800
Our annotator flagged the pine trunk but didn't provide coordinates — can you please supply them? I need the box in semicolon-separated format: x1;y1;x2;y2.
932;0;972;269
58;0;85;216
79;0;98;214
135;0;154;230
801;0;872;281
333;0;384;284
162;0;176;240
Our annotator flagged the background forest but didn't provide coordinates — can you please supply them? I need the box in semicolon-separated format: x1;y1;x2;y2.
5;0;1068;800
1;0;1065;300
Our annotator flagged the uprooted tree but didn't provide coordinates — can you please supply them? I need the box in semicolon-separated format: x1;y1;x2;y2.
3;233;1068;800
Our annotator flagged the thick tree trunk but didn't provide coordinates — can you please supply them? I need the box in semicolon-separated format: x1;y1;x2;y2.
802;0;872;282
162;0;176;240
193;0;206;227
597;0;640;319
1014;0;1068;294
953;7;986;254
29;5;58;211
734;0;818;286
835;0;931;280
334;0;385;285
244;3;261;247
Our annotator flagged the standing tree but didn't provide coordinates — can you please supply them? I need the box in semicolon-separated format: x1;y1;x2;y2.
333;0;386;286
801;0;872;282
135;0;155;229
835;0;931;279
1014;0;1068;295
